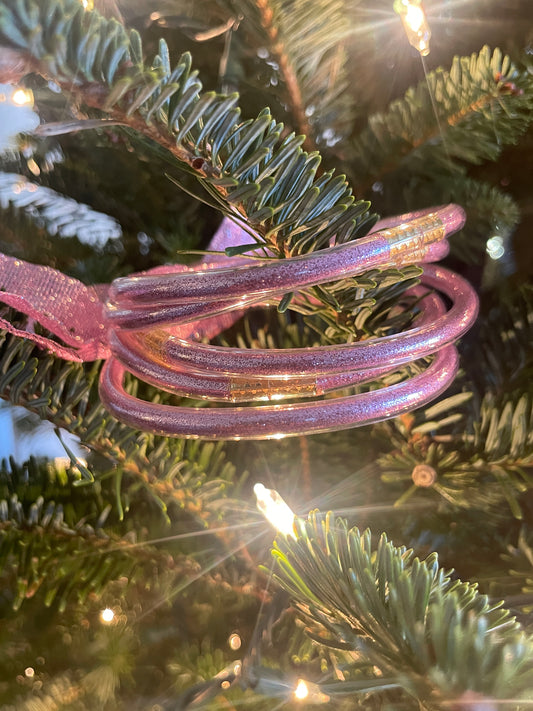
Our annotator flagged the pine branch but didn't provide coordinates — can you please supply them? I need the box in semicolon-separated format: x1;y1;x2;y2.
350;46;533;195
471;391;533;463
237;0;355;152
0;467;243;614
1;493;142;611
377;387;533;516
0;172;122;248
0;0;373;259
271;512;533;707
0;328;238;526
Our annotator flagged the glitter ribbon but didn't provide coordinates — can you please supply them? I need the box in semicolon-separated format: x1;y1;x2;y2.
0;218;252;361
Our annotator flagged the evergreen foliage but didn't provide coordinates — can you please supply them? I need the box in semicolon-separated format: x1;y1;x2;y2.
0;0;532;709
272;512;533;704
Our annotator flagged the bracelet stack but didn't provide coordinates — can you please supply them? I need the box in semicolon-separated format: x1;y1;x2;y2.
99;205;478;440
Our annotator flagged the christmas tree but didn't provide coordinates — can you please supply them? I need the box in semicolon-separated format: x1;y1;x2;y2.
0;0;532;708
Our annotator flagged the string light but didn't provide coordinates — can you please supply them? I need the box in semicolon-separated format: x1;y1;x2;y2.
11;88;34;106
100;607;115;623
294;679;309;700
0;85;39;153
393;0;431;56
254;483;296;537
294;679;330;704
252;490;328;705
486;235;505;260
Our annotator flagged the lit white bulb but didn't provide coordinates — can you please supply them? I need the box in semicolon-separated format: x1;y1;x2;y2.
405;4;424;31
0;84;39;154
294;679;309;700
100;607;115;623
254;483;296;537
228;632;242;650
12;88;33;106
293;678;330;704
486;235;505;260
393;0;431;56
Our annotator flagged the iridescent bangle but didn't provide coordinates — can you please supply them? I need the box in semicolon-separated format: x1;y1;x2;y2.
106;278;448;401
99;344;459;440
105;205;463;330
98;204;478;440
113;265;472;380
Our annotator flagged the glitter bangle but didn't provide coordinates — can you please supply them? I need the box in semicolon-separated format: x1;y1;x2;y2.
99;345;460;440
98;205;477;439
105;205;463;330
107;280;448;402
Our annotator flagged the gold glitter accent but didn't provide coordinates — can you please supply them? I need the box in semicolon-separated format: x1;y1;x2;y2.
412;463;437;487
384;213;444;264
230;376;317;402
137;330;168;364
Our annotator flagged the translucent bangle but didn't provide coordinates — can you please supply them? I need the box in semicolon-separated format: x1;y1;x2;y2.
113;265;473;380
97;203;477;440
105;205;463;329
99;345;460;440
106;278;450;402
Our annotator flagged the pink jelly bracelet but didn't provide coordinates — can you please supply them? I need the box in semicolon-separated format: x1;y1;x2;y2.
0;199;476;440
103;239;450;333
106;205;463;324
97;204;477;440
107;285;445;402
107;265;475;379
99;345;459;440
99;267;475;440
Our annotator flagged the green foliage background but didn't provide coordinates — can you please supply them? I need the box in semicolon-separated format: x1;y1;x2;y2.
0;0;532;708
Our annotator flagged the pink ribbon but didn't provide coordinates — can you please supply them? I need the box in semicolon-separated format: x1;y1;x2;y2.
0;252;108;361
0;218;252;361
